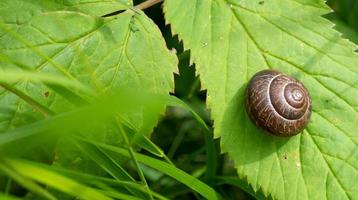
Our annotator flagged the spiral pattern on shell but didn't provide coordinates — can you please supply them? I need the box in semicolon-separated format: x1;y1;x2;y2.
245;70;311;137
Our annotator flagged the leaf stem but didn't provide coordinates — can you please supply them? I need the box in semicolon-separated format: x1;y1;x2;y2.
117;123;154;200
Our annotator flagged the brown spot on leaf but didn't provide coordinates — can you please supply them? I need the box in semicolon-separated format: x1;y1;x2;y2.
44;91;50;98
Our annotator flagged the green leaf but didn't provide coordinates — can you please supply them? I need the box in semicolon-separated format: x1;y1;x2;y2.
164;0;358;199
0;0;177;133
0;0;177;175
0;0;132;17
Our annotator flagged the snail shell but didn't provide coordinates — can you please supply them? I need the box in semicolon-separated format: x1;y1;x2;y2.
245;70;311;137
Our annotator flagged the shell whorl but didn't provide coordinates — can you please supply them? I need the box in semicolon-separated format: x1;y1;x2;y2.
245;70;311;137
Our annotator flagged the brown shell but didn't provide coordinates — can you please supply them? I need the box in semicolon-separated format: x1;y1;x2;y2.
245;70;311;137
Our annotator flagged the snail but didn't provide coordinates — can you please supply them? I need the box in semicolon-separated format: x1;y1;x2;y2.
245;70;311;137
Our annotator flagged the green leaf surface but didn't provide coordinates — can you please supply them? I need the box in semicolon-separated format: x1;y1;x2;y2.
164;0;358;199
0;0;177;133
0;0;132;18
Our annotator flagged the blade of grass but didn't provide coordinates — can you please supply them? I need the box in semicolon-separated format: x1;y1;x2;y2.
133;133;174;166
73;139;134;181
0;83;54;117
0;104;96;147
0;69;95;119
164;96;217;183
0;161;56;200
99;190;143;200
167;121;194;159
3;158;113;200
4;177;11;195
137;135;165;158
117;123;154;200
164;96;209;131
0;193;23;200
47;164;168;200
0;69;95;107
119;119;174;166
120;121;169;161
0;70;92;94
0;91;144;147
76;138;223;200
46;84;91;106
74;132;162;200
5;158;168;200
71;138;150;199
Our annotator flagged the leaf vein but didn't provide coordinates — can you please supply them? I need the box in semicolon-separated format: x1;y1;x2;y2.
264;52;357;112
305;129;352;200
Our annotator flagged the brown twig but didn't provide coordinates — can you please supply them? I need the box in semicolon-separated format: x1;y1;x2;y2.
134;0;163;10
102;0;163;17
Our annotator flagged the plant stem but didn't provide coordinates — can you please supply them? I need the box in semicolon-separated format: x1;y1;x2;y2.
117;123;154;200
187;78;200;99
135;0;163;10
5;177;12;195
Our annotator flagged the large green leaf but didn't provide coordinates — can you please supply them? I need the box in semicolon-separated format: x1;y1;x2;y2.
0;0;132;17
164;0;358;199
0;0;177;133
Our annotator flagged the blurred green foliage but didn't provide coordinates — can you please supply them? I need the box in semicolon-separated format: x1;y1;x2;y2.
327;0;358;43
